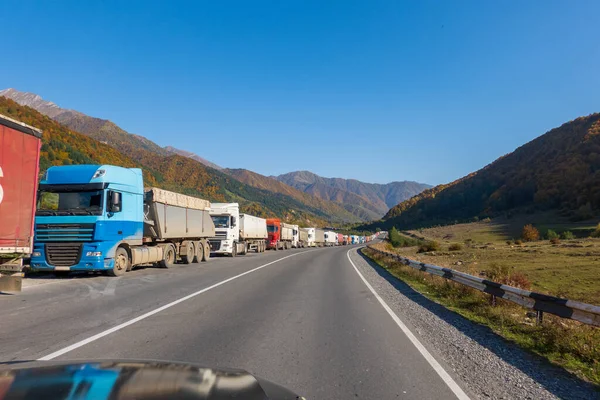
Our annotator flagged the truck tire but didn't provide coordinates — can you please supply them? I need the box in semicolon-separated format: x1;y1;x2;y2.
241;243;247;255
202;240;211;262
181;242;194;264
159;244;176;268
108;247;129;276
231;245;237;257
193;241;202;263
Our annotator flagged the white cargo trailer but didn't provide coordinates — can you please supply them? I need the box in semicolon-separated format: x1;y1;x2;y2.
299;229;309;247
314;229;325;247
209;203;267;256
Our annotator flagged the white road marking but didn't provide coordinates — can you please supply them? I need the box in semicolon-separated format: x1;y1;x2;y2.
346;248;471;400
38;251;312;361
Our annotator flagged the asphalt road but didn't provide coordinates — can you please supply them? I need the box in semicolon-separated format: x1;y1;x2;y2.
0;244;470;399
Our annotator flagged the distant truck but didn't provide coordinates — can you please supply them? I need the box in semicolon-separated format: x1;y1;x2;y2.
302;227;315;247
291;224;300;248
208;203;267;256
266;218;294;250
314;228;325;247
0;114;42;292
337;233;344;245
324;231;336;247
298;228;309;247
351;235;359;245
342;235;349;245
30;165;215;276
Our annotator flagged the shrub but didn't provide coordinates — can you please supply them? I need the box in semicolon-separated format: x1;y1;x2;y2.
486;263;531;289
389;227;418;248
506;240;512;245
561;231;575;240
486;263;510;282
514;239;523;245
550;237;561;245
545;229;559;240
448;243;462;251
521;224;540;241
591;223;600;238
417;240;440;253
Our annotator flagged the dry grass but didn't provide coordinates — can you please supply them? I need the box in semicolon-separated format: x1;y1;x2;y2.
405;220;600;305
363;244;600;385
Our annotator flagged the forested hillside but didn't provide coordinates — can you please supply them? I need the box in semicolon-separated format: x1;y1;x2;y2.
371;113;600;230
0;97;341;226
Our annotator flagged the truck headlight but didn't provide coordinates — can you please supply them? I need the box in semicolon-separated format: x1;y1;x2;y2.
32;251;41;257
86;251;102;257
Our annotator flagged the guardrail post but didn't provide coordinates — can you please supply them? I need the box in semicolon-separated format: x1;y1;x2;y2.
536;310;544;325
490;294;497;307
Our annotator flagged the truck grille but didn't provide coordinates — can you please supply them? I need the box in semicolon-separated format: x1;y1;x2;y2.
45;243;82;267
36;224;95;242
214;231;227;238
209;240;221;251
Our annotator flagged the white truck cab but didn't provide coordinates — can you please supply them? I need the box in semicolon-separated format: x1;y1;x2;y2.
209;203;240;255
303;227;316;247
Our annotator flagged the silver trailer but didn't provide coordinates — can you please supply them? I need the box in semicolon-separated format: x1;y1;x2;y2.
142;187;215;266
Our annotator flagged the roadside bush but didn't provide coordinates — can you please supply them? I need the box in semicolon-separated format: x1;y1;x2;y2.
521;224;540;242
545;229;559;240
561;230;575;240
506;240;512;245
486;263;531;289
550;237;561;245
486;263;510;281
388;227;418;248
448;243;462;251
514;239;523;245
417;240;440;253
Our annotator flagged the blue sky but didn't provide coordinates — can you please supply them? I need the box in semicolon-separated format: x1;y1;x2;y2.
1;1;599;185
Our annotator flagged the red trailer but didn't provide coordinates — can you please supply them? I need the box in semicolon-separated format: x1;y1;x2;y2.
0;114;42;292
337;233;344;245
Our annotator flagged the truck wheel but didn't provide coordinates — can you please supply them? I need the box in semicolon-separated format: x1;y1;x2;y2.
181;242;194;264
159;244;176;268
241;243;247;255
193;241;202;263
232;245;237;257
108;247;129;276
202;241;211;262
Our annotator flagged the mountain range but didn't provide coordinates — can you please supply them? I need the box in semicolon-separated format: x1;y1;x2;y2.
0;88;429;224
364;112;600;230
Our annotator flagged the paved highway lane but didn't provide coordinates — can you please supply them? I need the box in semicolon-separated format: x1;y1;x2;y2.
0;245;470;399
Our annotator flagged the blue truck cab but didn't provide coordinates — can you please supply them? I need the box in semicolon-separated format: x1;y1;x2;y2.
30;165;144;275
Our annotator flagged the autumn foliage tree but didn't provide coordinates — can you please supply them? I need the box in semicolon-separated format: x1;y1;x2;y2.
521;224;540;242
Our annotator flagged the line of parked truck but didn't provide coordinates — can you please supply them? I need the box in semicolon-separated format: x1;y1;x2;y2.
0;113;378;291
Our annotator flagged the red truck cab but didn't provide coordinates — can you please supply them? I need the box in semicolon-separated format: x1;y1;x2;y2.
266;218;281;250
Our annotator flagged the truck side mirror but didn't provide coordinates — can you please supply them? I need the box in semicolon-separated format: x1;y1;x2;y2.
109;191;122;213
231;216;236;227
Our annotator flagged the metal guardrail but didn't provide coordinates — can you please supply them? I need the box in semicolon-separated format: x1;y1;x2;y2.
365;245;600;327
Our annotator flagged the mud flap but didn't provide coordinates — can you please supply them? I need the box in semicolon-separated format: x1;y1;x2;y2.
0;273;23;292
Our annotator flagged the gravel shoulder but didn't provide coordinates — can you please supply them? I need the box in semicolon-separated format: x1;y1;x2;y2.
348;247;599;400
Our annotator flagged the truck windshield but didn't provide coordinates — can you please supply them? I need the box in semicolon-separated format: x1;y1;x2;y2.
267;225;278;233
36;190;104;216
211;216;229;228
